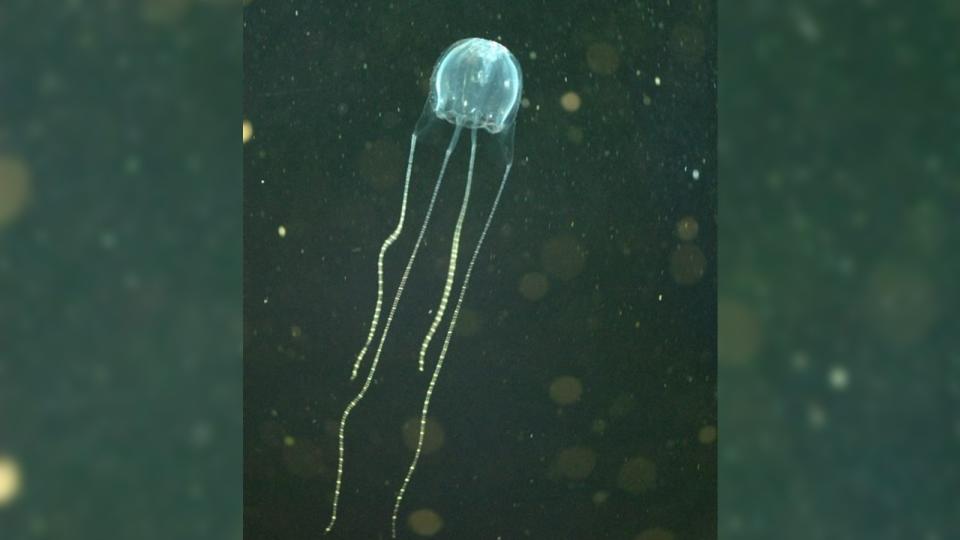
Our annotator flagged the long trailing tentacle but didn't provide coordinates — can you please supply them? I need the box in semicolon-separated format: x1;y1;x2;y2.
391;135;513;539
325;125;463;534
352;132;419;380
417;129;479;371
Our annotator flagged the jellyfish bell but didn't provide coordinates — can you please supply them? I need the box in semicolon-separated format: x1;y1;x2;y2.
416;37;523;163
429;38;523;135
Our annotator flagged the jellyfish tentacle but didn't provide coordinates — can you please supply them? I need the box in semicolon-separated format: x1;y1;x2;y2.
325;125;463;535
392;134;512;539
418;129;478;372
352;132;419;380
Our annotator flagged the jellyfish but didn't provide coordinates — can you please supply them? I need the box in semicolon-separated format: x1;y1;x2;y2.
323;38;523;538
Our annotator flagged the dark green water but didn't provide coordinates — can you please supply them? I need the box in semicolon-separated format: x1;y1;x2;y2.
3;1;956;539
1;2;240;539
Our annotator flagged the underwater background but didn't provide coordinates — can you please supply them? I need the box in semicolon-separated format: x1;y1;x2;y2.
1;0;954;539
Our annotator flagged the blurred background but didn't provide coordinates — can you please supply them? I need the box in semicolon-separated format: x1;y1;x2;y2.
0;0;240;538
719;1;959;539
2;0;956;539
244;1;715;539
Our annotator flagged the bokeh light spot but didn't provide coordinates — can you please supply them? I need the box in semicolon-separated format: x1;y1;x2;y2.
698;425;717;444
141;0;190;24
0;455;23;507
519;272;550;301
556;446;597;480
669;244;706;285
592;490;610;505
828;365;849;391
0;155;31;229
549;375;583;405
586;42;620;75
408;508;444;536
560;91;582;112
617;455;657;494
675;216;699;241
402;417;445;455
456;308;483;337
